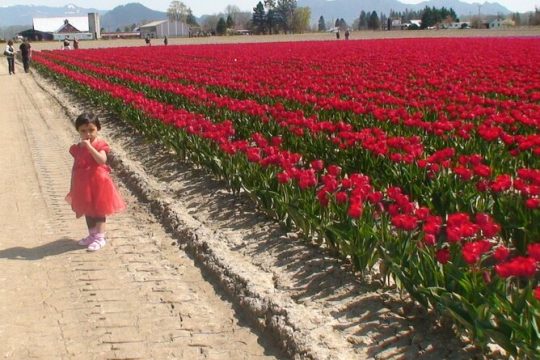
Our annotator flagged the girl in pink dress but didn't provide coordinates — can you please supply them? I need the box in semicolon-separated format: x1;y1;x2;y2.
66;113;126;251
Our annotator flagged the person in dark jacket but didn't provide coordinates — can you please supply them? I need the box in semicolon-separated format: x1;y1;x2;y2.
19;39;32;73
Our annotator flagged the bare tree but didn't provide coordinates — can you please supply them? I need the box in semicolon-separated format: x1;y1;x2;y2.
201;15;220;33
234;12;252;29
225;5;241;18
292;7;311;33
167;0;189;22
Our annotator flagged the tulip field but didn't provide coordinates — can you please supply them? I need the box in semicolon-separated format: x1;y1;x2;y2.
34;37;539;356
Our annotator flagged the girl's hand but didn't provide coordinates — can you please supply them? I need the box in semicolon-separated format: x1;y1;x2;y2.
81;139;93;149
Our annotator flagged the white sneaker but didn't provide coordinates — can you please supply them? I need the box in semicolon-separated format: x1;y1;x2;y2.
87;238;106;252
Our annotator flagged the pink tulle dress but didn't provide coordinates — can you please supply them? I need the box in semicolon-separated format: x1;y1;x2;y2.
66;139;126;218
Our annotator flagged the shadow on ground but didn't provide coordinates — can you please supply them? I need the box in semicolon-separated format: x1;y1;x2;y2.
0;238;81;260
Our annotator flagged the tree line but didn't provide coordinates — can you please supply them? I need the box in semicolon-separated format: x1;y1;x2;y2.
168;0;310;35
165;1;540;36
251;0;310;34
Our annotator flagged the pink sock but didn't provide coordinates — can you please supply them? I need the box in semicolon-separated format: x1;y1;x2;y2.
94;233;106;241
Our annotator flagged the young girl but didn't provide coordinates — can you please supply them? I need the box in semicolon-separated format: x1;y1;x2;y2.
66;113;126;251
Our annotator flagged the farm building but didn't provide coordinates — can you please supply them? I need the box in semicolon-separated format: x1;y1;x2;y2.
139;19;190;39
441;22;471;29
21;13;101;41
401;19;422;29
489;18;515;29
388;19;404;30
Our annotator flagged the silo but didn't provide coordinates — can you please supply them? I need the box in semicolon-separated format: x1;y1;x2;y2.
88;13;101;39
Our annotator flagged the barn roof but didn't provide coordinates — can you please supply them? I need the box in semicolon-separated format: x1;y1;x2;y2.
140;20;168;28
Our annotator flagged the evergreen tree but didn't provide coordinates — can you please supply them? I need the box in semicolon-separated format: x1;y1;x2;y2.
267;9;279;34
421;6;445;28
358;11;368;30
226;14;235;29
450;8;458;22
264;0;279;34
252;1;267;34
186;10;199;26
318;15;326;31
440;7;450;21
276;0;297;33
216;17;227;35
368;11;380;30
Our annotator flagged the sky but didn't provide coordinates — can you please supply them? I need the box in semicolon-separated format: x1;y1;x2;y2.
0;0;538;16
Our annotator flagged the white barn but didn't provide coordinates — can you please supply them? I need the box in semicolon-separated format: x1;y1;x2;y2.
32;13;100;40
139;19;190;39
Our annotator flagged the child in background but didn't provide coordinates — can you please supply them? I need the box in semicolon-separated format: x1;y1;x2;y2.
66;113;126;251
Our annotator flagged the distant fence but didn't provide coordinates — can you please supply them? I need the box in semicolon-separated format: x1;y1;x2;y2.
101;32;141;40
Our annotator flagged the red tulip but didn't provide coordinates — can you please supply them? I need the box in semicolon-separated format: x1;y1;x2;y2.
493;246;510;262
347;201;363;219
436;248;451;264
534;286;540;301
495;256;537;278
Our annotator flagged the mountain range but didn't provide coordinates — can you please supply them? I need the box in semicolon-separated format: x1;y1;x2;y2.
0;3;167;30
0;1;514;30
100;3;166;31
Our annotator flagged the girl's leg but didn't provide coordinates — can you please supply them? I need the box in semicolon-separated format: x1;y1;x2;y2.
88;217;107;252
79;216;99;245
85;216;97;229
94;217;106;234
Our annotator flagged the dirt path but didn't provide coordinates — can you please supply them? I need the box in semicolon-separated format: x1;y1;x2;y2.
0;60;284;359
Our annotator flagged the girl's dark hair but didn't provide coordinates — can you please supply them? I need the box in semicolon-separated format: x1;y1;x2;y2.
75;112;101;130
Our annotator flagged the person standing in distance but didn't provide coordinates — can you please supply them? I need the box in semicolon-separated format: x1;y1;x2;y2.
63;37;71;50
5;40;15;75
19;38;32;73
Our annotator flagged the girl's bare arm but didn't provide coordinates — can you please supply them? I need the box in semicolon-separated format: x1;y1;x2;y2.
82;140;107;164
